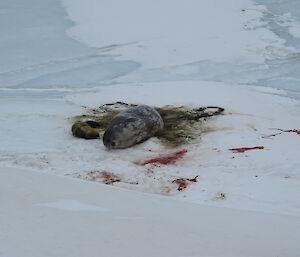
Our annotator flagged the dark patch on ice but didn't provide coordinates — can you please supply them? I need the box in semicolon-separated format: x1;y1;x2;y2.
71;102;224;147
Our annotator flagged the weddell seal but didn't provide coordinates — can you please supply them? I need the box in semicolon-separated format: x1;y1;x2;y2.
103;105;164;149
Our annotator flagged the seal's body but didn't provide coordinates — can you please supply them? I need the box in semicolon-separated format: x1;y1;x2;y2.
103;105;164;149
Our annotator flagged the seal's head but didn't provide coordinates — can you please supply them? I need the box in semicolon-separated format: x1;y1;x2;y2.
103;117;139;149
103;126;119;149
103;105;163;149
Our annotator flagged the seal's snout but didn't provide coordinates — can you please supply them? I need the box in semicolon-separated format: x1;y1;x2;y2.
106;141;116;149
103;128;118;149
103;129;112;148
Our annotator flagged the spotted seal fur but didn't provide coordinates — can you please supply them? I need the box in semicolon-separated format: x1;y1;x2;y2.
103;105;164;149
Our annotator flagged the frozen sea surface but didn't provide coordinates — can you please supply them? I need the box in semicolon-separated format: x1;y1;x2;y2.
0;0;299;99
251;0;300;98
0;0;300;216
0;0;139;96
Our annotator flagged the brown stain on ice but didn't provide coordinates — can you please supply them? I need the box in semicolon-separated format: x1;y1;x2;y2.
161;105;186;110
72;102;224;147
71;170;138;185
100;171;122;185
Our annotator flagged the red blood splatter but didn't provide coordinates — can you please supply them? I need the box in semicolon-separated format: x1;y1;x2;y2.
277;129;300;135
139;150;188;166
172;176;199;191
229;146;264;153
100;171;121;184
263;129;300;138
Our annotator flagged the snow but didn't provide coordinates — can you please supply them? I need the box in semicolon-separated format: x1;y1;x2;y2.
1;81;300;217
1;0;300;255
37;200;111;211
0;0;92;73
1;166;300;257
61;0;280;68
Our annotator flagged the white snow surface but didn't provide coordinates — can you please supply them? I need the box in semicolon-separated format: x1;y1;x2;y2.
61;0;283;68
2;166;300;257
2;81;300;217
37;199;111;212
1;0;300;254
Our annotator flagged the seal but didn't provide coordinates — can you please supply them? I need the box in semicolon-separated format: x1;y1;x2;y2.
103;105;164;149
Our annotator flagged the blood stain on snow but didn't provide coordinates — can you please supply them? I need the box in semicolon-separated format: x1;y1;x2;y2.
229;146;264;153
99;172;139;185
71;171;139;185
139;150;188;166
263;128;300;138
100;171;121;185
172;176;199;191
